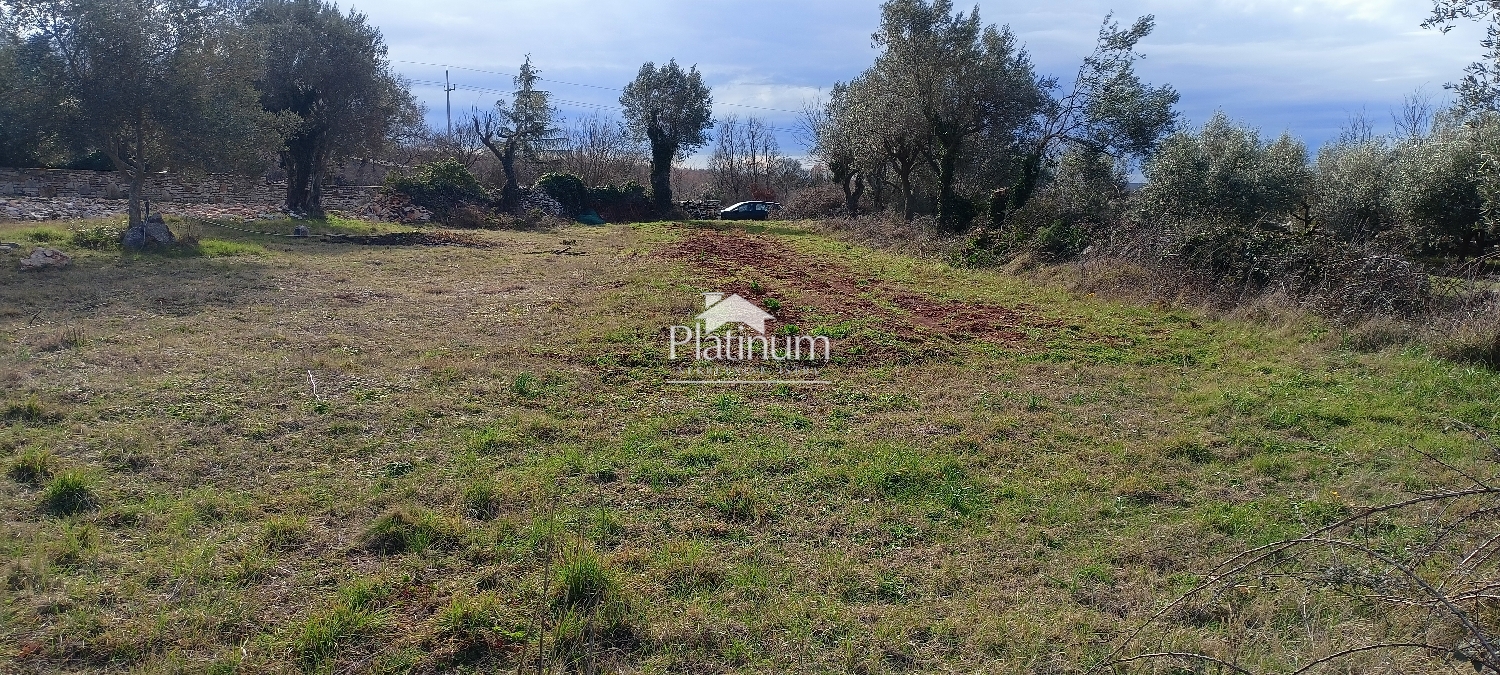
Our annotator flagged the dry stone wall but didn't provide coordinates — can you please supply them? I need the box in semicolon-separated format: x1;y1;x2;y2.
0;168;378;209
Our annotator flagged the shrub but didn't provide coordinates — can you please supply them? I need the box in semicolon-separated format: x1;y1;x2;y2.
1432;314;1500;368
42;471;97;515
590;181;652;222
780;184;847;220
385;160;489;223
70;223;123;250
996;150;1124;257
1137;113;1310;230
534;173;587;216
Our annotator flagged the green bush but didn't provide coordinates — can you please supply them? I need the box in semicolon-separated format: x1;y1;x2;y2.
589;181;652;222
592;182;650;206
70;224;123;250
385;159;489;223
534;173;587;216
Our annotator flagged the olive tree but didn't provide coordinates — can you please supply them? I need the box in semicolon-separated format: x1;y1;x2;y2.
1389;113;1492;256
247;0;418;215
806;83;871;218
871;0;1043;230
1138;113;1311;229
1009;14;1178;219
1134;114;1312;282
821;71;929;220
619;59;713;213
4;0;278;228
1311;137;1396;242
0;27;66;168
1425;0;1500;114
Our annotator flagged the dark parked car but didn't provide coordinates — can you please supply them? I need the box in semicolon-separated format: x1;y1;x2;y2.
718;201;780;220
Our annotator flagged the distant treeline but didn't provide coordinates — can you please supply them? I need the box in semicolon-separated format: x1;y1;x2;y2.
796;0;1500;336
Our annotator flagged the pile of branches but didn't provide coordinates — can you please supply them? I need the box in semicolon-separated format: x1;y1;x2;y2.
1095;441;1500;674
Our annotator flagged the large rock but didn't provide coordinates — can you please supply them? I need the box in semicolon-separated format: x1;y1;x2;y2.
122;214;176;249
19;248;71;270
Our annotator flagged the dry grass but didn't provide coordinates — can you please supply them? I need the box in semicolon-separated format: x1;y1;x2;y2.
0;217;1496;673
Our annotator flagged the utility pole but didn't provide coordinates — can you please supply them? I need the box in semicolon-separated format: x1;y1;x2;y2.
444;70;457;135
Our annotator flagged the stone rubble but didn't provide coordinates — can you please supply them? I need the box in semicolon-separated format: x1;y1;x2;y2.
351;193;432;223
18;247;71;269
518;188;566;218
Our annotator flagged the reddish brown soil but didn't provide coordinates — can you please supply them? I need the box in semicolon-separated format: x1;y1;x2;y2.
664;228;1059;359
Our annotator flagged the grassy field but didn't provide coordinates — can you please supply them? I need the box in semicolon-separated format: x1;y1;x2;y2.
1;217;1497;673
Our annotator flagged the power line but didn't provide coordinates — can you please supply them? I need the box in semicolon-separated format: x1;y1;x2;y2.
397;58;810;115
409;79;805;136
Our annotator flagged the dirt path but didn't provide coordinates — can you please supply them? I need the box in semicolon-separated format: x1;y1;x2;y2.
665;228;1061;359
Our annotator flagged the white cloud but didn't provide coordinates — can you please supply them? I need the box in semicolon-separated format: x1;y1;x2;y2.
355;0;1491;152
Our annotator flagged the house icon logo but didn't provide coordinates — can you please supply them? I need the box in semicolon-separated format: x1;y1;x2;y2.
697;292;775;334
664;290;832;381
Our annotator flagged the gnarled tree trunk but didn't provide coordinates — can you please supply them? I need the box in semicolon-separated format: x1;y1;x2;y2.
647;124;676;214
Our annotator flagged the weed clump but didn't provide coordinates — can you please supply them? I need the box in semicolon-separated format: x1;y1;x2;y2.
1432;320;1500;369
3;397;55;425
432;592;517;664
260;515;312;550
547;549;636;668
512;372;542;399
360;507;459;554
656;541;724;596
8;449;56;485
713;482;765;522
461;478;502;520
555;550;618;609
469;424;521;453
291;577;392;669
41;471;97;515
435;592;505;637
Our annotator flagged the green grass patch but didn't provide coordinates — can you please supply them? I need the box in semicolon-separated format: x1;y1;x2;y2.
41;471;97;516
8;448;56;485
196;239;269;257
359;507;461;555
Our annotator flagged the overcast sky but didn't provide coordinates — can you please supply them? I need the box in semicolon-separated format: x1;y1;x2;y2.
351;0;1486;161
